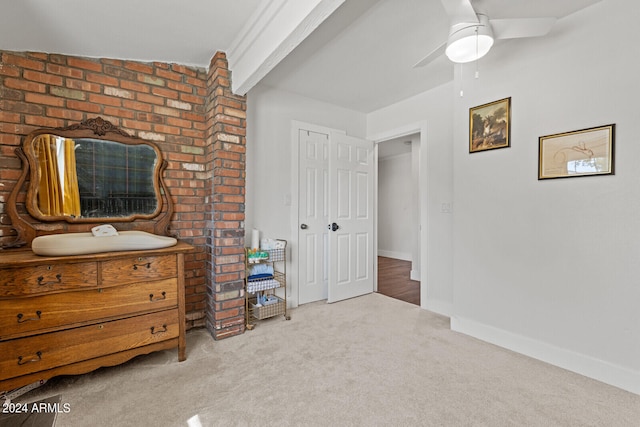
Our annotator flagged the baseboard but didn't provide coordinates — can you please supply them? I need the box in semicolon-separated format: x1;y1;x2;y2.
451;316;640;396
410;269;420;281
377;250;411;261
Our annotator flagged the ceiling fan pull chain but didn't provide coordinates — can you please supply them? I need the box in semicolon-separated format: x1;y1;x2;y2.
460;63;464;97
475;27;480;79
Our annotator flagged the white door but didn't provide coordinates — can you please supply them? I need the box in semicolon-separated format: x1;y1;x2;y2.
327;131;375;303
297;128;374;304
298;130;329;304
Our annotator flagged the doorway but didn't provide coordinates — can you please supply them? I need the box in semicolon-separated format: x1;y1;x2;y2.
376;133;421;305
293;122;375;305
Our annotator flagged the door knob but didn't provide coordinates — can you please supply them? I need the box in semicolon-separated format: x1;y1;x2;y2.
300;224;308;230
328;222;340;231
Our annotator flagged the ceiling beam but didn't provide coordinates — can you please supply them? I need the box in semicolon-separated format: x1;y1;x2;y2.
226;0;345;95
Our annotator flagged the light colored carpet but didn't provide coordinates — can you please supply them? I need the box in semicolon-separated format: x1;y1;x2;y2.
20;293;640;426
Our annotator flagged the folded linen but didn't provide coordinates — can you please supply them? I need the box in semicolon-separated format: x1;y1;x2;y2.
248;273;273;280
246;279;280;293
249;264;274;276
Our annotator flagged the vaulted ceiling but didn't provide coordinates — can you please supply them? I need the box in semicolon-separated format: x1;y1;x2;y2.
0;0;601;113
0;0;261;69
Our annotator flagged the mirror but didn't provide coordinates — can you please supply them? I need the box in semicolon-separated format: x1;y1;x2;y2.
23;117;164;223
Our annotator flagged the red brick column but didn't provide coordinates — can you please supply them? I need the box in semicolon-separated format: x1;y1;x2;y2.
205;52;247;339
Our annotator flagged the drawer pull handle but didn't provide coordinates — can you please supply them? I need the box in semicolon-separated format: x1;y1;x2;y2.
133;262;151;270
150;324;168;334
17;311;42;323
149;291;167;302
18;351;42;365
37;274;62;286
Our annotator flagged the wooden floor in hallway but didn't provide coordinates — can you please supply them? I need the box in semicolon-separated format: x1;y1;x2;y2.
377;256;420;305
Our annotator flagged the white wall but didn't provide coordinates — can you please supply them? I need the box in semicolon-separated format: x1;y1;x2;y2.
450;0;640;394
378;151;414;260
367;82;454;316
246;84;366;236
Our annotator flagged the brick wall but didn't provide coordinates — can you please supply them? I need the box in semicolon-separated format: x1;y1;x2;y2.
0;50;247;337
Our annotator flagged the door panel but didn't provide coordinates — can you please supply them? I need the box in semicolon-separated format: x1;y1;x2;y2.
337;168;351;218
303;234;316;284
298;130;329;304
336;233;351;285
356;232;369;280
327;132;374;303
356;171;369;218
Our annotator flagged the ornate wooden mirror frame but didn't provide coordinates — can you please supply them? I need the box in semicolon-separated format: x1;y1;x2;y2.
6;117;174;248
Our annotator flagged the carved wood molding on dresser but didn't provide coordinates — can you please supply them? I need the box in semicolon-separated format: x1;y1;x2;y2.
0;242;193;392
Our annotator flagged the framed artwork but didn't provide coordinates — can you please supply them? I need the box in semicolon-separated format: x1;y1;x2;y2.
538;124;615;180
469;97;511;153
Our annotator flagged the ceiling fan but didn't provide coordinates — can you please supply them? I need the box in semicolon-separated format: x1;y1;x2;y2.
414;0;557;67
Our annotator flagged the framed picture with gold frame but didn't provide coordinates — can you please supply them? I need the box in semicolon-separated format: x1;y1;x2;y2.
469;97;511;153
538;124;615;180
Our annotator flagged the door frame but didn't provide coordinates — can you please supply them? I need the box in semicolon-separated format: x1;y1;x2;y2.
368;121;427;309
290;121;376;307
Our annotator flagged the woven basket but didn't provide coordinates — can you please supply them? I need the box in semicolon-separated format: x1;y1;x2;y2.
250;297;286;320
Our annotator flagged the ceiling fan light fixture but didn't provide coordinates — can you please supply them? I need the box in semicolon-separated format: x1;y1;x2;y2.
445;14;494;63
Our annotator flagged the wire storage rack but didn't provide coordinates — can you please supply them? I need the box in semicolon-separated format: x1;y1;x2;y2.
245;240;290;330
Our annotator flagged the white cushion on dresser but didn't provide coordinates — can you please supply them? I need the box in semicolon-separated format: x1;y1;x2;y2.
32;231;177;256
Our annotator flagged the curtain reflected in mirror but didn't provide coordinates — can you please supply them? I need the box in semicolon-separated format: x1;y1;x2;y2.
35;135;81;217
34;136;159;219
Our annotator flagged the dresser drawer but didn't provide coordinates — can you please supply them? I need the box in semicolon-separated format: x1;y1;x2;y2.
0;309;179;380
101;254;177;286
0;262;98;297
0;278;178;339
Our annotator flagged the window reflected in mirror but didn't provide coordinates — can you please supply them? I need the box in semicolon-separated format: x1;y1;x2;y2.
75;138;158;217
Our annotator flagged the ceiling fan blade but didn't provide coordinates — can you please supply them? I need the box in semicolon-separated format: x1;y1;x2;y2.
413;42;446;68
440;0;479;24
490;17;557;39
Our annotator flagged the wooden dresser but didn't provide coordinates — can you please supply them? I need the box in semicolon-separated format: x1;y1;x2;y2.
0;242;193;392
